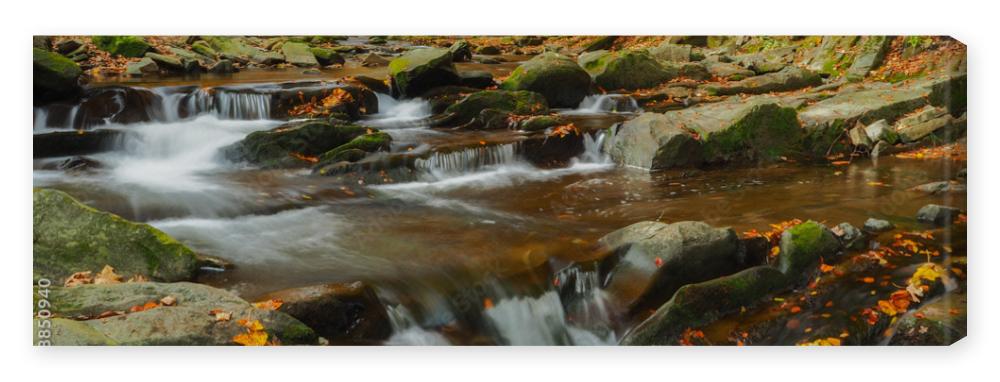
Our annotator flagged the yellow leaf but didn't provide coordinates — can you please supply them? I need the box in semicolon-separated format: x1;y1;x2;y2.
232;330;268;346
94;265;123;285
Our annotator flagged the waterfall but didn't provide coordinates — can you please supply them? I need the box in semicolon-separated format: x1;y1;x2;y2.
384;305;451;345
483;291;615;345
212;90;272;120
576;130;610;164
414;143;520;177
565;94;642;114
367;93;432;127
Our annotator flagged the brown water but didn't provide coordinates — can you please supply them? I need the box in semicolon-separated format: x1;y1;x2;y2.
32;69;967;345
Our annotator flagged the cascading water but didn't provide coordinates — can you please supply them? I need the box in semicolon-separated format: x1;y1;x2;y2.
384;305;451;345
564;94;642;115
414;143;521;178
483;291;616;345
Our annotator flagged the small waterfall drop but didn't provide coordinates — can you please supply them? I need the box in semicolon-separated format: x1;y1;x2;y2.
565;94;641;114
384;305;451;345
414;143;520;178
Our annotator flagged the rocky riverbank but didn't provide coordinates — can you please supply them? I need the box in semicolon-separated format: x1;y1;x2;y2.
33;35;967;345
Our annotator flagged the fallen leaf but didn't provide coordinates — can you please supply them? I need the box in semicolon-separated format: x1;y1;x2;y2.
94;265;123;285
160;295;177;306
64;271;93;287
252;299;284;311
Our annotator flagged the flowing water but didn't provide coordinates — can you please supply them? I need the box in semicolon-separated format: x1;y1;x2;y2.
33;75;967;345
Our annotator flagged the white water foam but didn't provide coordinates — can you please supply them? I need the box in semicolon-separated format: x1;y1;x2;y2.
562;94;641;115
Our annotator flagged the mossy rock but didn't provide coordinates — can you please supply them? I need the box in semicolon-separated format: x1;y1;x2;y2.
33;48;82;103
587;49;677;90
33;189;199;282
36;283;316;345
500;52;592;108
281;42;319;67
519;115;565;131
223;120;368;168
620;266;790;345
315;131;392;168
34;318;118;346
443;90;549;125
388;48;460;98
309;47;345;66
91;36;151;58
190;40;218;59
777;220;841;278
448;40;473;62
685;99;803;163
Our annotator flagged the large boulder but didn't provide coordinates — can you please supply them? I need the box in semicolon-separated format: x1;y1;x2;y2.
500;52;592;108
579;49;677;90
256;282;391;344
388;48;461;98
597;221;749;314
776;220;841;279
223;120;369;168
603;113;702;170
33;189;199;282
640;98;801;165
33;48;82;103
36;282;316;345
620;266;789;345
281;42;319;67
441;90;548;126
91;36;151;58
702;66;822;96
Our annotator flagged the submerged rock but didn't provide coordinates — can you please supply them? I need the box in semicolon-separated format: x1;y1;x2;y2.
256;282;391;344
911;181;966;195
863;218;894;233
603;113;702;170
33;48;82;103
597;221;750;314
620;266;789;345
500;52;592;108
37;282;316;345
33;189;199;282
916;204;963;226
389;48;460;98
314;131;392;169
223;119;369;168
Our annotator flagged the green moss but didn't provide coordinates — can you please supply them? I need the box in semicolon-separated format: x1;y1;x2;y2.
316;132;392;164
92;36;150;58
444;90;548;123
698;103;801;163
272;321;317;345
499;52;592;108
777;220;840;277
590;49;676;90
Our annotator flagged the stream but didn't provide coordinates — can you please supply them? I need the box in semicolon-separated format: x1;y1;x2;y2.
32;68;966;345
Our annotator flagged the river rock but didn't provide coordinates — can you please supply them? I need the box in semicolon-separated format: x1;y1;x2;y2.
863;218;894;233
620;266;789;345
362;52;390;67
777;220;841;279
581;36;618;53
579;49;676;91
191;40;218;59
92;36;151;58
519;115;565;132
597;221;749;314
125;57;158;77
895;105;956;143
34;318;118;345
649;42;692;62
224;119;369;168
256;282;391;344
889;291;966;345
911;181;966;195
309;47;345;66
55;39;84;55
701;66;822;96
144;52;185;72
476;45;501;55
55;156;103;172
847;36;893;82
705;61;755;80
37;282;316;345
458;70;495;89
604;113;702;170
441;90;548;127
282;42;319;67
833;222;866;250
33;189;199;282
500;52;592;108
208;59;235;74
389;48;460;98
916;204;963;226
864;119;899;144
449;40;473;62
690;97;802;164
33;48;82;103
314;131;392;168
